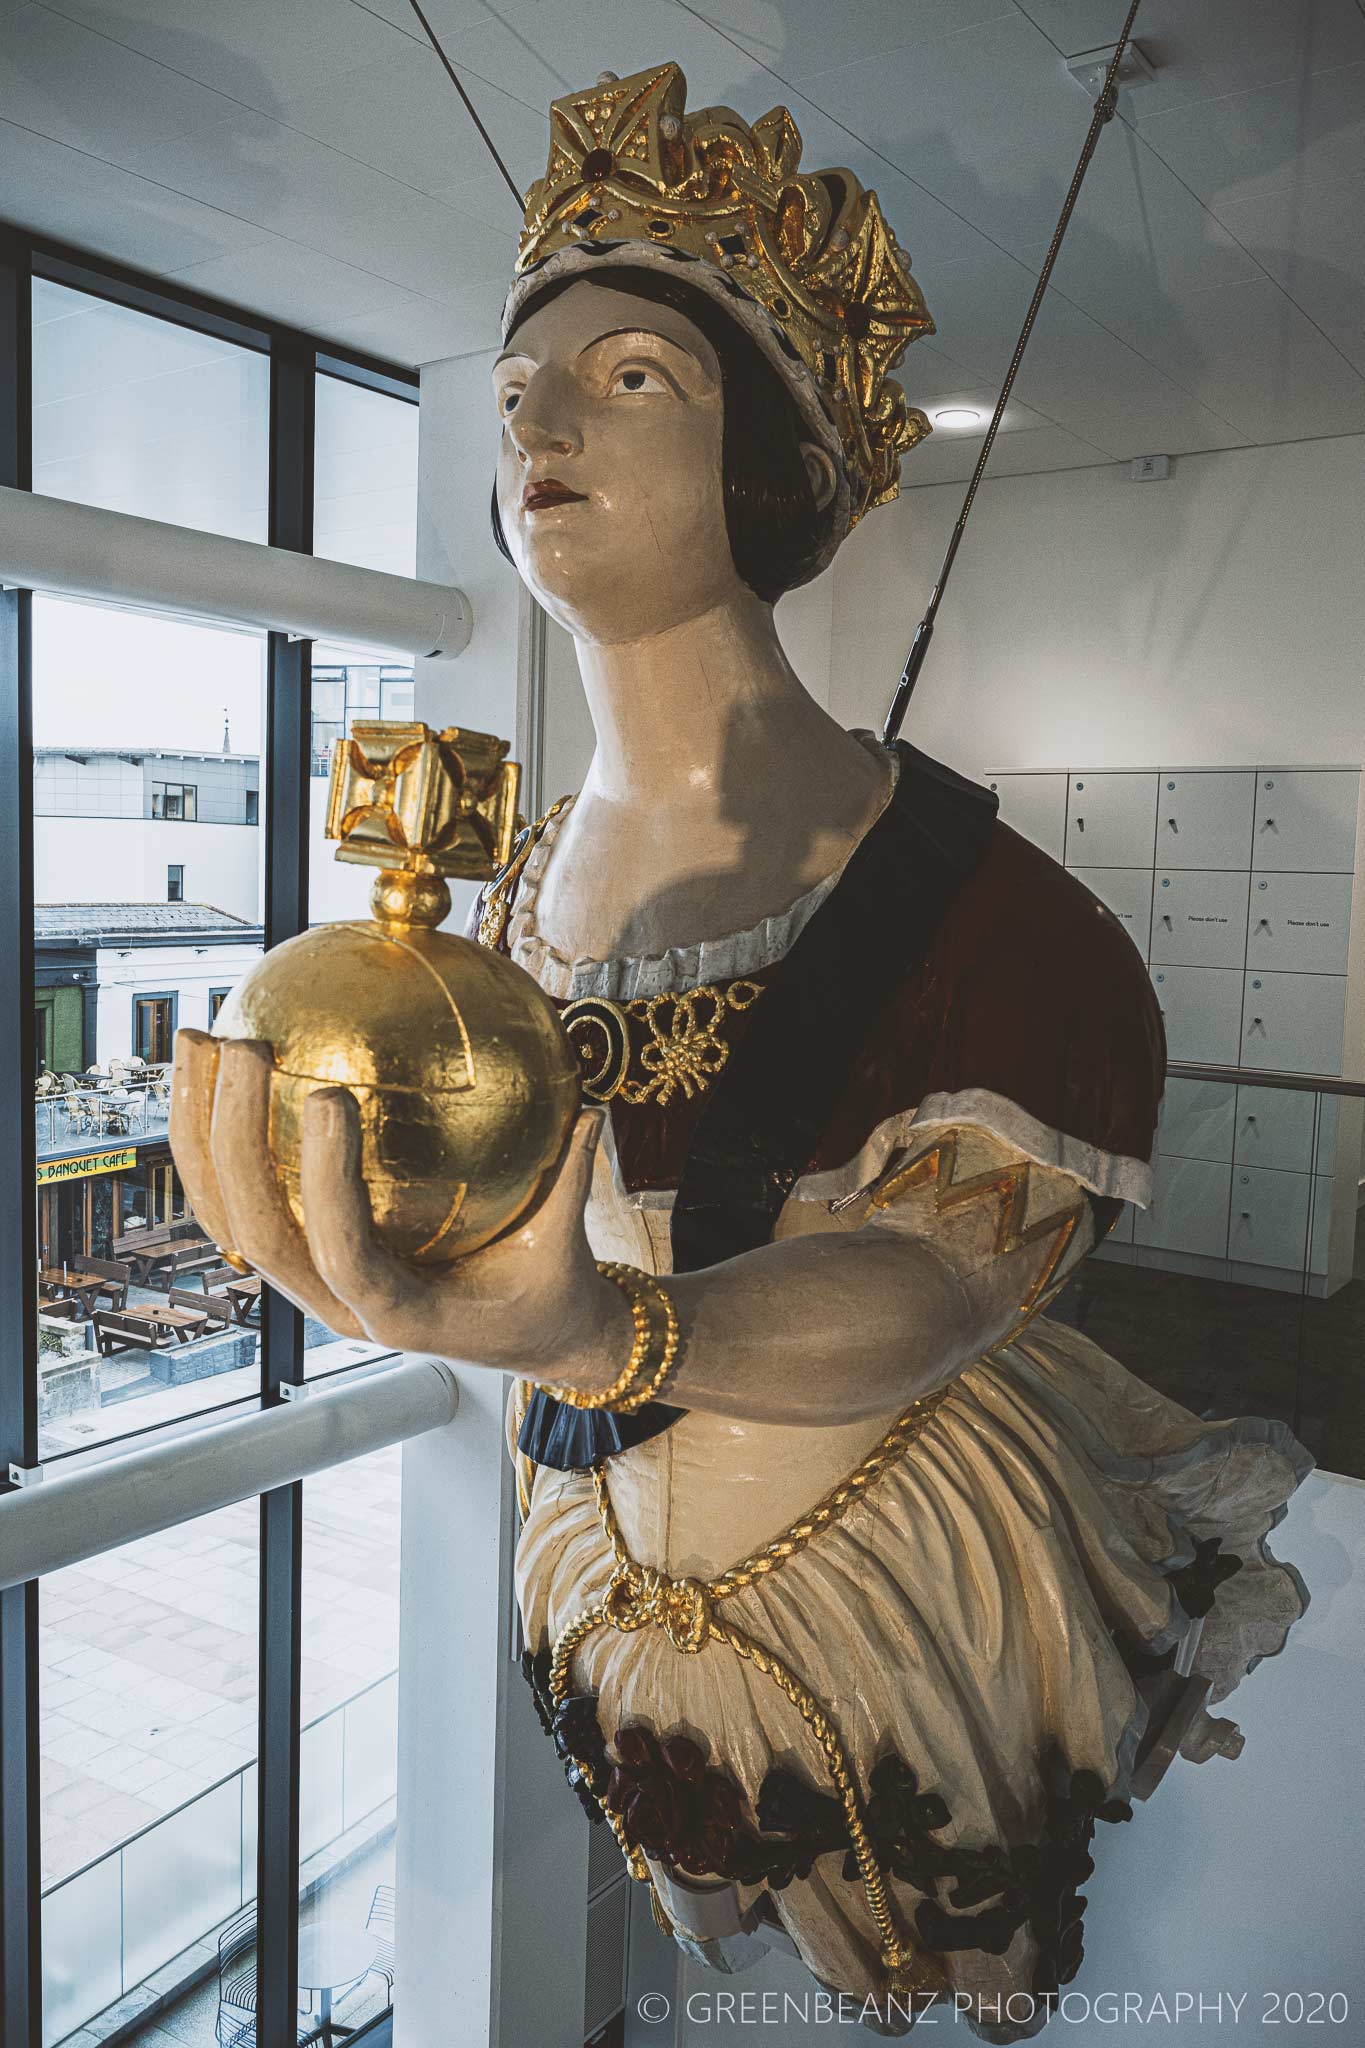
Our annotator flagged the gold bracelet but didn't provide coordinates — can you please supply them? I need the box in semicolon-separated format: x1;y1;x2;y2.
543;1261;681;1413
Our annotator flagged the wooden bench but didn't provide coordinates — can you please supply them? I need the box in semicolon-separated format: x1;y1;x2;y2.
168;1284;234;1330
115;1229;213;1287
148;1242;221;1289
68;1256;131;1312
112;1222;178;1284
93;1304;209;1355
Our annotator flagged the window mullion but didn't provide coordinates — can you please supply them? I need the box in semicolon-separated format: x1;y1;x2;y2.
257;335;315;2048
0;225;42;2048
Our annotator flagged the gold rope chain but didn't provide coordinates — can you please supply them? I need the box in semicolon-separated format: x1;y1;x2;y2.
547;1384;956;1999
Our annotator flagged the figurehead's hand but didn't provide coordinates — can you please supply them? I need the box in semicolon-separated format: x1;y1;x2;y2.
170;1028;623;1384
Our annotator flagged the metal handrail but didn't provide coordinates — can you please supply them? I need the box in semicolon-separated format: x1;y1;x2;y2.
1167;1061;1365;1099
0;1355;458;1590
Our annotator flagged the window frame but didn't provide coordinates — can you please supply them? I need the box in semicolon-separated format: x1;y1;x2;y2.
151;779;197;821
1;224;418;2048
131;988;177;1063
166;861;184;902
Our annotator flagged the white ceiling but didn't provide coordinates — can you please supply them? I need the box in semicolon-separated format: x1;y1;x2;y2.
3;0;1365;484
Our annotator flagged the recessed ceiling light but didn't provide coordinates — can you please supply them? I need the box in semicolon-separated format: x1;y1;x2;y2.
934;407;983;429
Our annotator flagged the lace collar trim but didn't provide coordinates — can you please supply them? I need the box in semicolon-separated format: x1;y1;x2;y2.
507;733;898;1003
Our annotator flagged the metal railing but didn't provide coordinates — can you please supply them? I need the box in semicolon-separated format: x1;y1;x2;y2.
0;1356;458;1591
1167;1060;1365;1098
34;1070;171;1150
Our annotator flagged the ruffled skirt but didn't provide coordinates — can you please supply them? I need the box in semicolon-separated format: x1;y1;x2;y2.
515;1318;1311;2036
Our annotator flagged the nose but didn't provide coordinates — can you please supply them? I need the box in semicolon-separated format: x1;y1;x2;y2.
505;368;583;464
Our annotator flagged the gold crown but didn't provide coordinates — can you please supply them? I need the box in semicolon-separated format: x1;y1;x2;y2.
512;62;935;520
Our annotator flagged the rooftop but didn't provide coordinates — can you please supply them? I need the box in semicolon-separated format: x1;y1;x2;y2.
35;904;262;943
35;747;260;766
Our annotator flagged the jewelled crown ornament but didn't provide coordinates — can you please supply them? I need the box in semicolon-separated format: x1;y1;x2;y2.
211;723;580;1263
507;60;936;562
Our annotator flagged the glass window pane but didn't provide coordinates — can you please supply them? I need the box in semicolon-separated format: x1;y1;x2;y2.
298;1447;401;2037
314;374;418;578
33;280;269;543
33;595;266;1458
310;374;418;930
40;1501;260;2047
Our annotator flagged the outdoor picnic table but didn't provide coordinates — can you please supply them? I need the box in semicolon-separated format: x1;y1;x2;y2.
39;1266;102;1316
92;1303;210;1354
224;1274;262;1324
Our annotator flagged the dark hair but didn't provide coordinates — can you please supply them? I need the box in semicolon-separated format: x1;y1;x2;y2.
490;266;832;602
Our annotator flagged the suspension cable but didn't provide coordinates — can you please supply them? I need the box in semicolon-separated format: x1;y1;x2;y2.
882;0;1143;745
406;0;525;209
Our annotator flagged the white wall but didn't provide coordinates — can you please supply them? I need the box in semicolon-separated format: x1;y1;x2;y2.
92;941;262;1060
827;434;1365;778
35;817;260;923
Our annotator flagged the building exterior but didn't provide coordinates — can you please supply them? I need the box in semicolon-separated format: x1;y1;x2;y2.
35;747;262;923
35;903;262;1265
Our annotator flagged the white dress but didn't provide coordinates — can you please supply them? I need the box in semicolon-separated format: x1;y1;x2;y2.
504;795;1311;2036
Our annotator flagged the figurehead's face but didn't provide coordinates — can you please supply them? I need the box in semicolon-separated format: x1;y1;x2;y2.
493;280;739;643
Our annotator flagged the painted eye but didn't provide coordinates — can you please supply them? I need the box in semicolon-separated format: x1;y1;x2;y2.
608;366;666;396
499;388;522;415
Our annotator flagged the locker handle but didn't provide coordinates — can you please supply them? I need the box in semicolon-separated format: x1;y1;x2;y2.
1167;817;1178;831
1075;816;1084;831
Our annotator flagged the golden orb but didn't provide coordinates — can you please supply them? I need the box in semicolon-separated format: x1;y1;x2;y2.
206;719;580;1264
213;914;580;1264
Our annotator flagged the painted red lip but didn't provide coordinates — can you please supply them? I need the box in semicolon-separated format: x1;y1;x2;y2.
523;478;588;512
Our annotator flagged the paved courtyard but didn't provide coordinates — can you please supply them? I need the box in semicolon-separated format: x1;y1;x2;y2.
38;1383;400;1891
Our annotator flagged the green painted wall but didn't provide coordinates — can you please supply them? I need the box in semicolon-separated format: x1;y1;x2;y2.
35;987;84;1074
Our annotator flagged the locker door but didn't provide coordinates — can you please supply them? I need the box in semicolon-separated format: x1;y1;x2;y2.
1246;872;1353;975
1228;1166;1312;1271
1309;1175;1333;1277
1070;867;1152;957
1158;1076;1236;1161
1134;1155;1231;1258
987;774;1068;862
1149;870;1250;969
1154;771;1255;869
1252;770;1359;873
1241;973;1347;1076
1065;773;1158;868
1233;1085;1319;1172
1151;966;1243;1065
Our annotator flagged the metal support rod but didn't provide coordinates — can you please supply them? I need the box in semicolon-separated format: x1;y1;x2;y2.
258;333;316;2048
882;0;1142;745
1165;1062;1365;1098
0;1357;460;1595
0;222;41;2048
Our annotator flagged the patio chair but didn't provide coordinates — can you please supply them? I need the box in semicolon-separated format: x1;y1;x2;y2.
216;1906;257;2044
59;1073;96;1136
364;1882;396;1999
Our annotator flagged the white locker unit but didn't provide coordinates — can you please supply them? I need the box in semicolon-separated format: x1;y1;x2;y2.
1155;771;1256;870
1253;771;1358;873
1151;966;1243;1066
1241;971;1347;1077
1064;773;1157;868
987;759;1363;1295
1247;872;1353;975
1134;1155;1232;1260
1150;870;1251;969
986;773;1067;862
1072;866;1152;956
